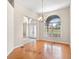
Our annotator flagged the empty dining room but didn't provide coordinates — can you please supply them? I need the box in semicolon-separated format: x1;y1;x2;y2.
7;0;71;59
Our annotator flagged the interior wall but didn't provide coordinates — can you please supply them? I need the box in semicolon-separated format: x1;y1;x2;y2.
14;3;39;47
39;7;70;44
7;2;14;55
8;0;70;55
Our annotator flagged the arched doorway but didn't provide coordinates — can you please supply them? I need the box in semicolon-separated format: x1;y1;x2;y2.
23;17;37;39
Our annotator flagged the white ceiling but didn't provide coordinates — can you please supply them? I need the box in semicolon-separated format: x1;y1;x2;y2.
15;0;70;14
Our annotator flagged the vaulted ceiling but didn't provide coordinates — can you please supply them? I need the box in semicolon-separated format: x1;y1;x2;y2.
15;0;70;14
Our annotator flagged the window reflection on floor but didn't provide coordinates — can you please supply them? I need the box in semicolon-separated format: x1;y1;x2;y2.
44;43;62;59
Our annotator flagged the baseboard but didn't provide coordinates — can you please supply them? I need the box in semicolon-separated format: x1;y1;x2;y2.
7;39;35;56
38;39;70;45
7;47;14;56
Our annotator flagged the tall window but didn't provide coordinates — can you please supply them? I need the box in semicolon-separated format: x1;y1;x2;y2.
46;15;61;38
23;17;29;38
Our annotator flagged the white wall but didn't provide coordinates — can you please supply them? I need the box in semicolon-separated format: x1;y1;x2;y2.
14;2;39;47
39;7;70;44
7;1;70;56
7;1;38;54
7;2;14;55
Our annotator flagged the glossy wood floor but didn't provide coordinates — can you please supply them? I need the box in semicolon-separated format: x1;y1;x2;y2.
8;40;71;59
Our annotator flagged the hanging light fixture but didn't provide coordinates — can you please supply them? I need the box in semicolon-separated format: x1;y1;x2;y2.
38;0;44;22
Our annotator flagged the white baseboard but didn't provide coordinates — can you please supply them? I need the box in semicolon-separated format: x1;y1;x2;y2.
38;39;70;45
7;39;35;56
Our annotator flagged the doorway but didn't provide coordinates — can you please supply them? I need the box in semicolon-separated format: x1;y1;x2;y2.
23;17;37;39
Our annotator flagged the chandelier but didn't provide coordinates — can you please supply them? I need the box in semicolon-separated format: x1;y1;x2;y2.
38;0;44;22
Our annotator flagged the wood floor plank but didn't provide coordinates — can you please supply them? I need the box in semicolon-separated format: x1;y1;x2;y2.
8;40;71;59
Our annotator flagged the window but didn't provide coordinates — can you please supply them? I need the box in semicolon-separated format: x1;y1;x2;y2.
23;17;29;38
46;15;61;38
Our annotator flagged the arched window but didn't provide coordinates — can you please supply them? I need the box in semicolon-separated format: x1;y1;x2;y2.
46;15;61;38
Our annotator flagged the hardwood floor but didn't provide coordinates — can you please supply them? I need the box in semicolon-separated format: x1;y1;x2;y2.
7;40;71;59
